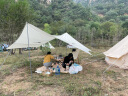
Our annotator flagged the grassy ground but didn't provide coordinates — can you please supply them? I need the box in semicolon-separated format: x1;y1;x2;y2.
0;47;128;96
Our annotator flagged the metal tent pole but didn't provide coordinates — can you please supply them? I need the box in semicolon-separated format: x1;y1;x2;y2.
66;45;67;56
27;22;32;78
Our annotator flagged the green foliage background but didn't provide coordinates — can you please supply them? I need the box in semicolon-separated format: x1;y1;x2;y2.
0;0;128;47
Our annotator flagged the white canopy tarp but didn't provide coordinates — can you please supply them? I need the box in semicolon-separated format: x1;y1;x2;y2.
7;23;55;49
42;42;55;49
67;44;76;48
55;33;91;55
48;42;55;49
104;35;128;58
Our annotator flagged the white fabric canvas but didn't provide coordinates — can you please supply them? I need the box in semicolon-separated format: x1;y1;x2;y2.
7;23;91;55
104;35;128;69
105;55;128;69
42;42;55;49
104;35;128;58
55;33;91;55
48;42;55;49
67;45;76;48
8;23;55;49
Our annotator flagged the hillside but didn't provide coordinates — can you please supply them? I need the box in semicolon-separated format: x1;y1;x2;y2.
73;0;128;21
0;0;128;48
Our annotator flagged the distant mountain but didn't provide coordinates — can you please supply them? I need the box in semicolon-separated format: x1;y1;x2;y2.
29;0;128;22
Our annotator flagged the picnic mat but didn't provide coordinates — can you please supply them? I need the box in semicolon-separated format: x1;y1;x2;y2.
36;64;69;74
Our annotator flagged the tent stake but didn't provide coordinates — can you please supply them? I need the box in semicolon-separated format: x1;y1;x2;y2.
27;22;32;78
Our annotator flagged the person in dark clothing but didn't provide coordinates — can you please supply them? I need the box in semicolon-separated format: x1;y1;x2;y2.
62;53;74;70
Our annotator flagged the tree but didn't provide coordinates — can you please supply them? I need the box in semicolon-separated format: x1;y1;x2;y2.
101;21;118;45
44;23;52;34
105;10;118;20
0;0;33;54
122;21;128;29
121;21;128;38
90;22;101;46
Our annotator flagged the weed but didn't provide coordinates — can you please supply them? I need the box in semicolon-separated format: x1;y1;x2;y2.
16;89;23;92
96;71;101;76
65;83;75;92
16;79;25;83
40;82;54;86
2;69;11;76
0;93;7;96
20;73;25;77
83;87;101;96
87;69;93;73
34;80;54;86
106;70;117;79
95;81;102;87
106;70;115;76
31;84;38;90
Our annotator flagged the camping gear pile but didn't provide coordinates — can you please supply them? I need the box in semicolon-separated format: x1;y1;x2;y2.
35;63;83;75
69;63;83;74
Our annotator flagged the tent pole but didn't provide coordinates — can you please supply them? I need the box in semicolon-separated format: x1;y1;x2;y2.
66;45;67;56
27;22;32;78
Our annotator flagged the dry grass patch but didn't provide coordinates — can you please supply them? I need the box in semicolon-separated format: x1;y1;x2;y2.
0;67;33;95
27;85;69;96
1;48;128;96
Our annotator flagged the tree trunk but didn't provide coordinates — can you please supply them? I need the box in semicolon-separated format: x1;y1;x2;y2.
19;48;22;54
102;34;104;44
91;28;96;47
11;49;15;55
91;31;93;46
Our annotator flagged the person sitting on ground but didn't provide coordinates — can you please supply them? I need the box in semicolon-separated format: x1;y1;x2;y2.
43;51;54;70
62;53;74;71
72;48;80;63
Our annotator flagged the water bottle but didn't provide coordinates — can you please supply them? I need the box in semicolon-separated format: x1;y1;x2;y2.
58;66;60;75
55;65;60;75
